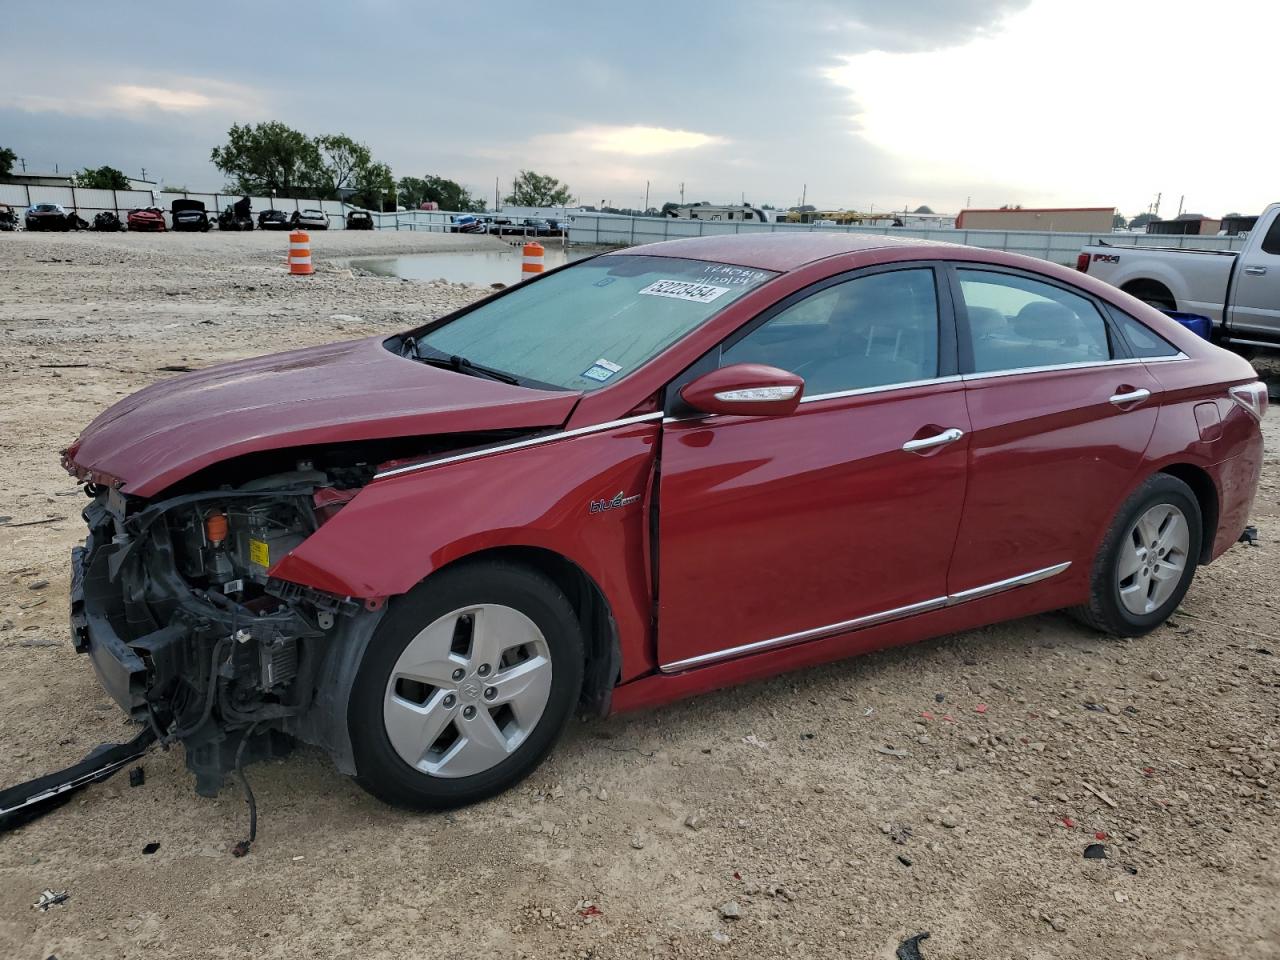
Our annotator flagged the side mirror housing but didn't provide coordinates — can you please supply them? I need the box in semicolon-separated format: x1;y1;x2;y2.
679;363;805;418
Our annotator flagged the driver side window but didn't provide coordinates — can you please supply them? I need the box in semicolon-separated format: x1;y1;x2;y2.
721;268;940;396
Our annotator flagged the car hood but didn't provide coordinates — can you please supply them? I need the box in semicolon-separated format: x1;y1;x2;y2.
65;336;581;496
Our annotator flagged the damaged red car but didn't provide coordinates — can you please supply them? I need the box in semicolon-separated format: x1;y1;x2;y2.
126;207;167;231
62;234;1265;808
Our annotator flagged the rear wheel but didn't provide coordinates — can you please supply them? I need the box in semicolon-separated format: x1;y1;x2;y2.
349;561;583;809
1072;474;1202;636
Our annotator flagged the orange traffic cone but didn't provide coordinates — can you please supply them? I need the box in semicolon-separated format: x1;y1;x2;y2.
521;241;544;278
289;230;313;276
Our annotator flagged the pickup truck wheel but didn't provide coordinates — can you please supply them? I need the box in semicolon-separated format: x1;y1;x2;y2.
349;561;584;809
1071;474;1201;637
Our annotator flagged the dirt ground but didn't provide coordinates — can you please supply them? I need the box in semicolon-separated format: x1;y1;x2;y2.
1;231;1278;960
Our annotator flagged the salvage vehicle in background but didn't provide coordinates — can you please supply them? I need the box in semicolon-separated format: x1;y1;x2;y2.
1079;202;1280;350
217;197;254;231
93;211;124;232
171;198;211;232
257;209;292;231
346;209;374;230
25;202;73;231
0;204;17;231
62;234;1264;808
127;207;167;232
292;208;330;230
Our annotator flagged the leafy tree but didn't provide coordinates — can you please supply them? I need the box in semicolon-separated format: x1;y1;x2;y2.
913;205;935;214
351;160;395;211
74;165;131;190
210;122;321;198
313;134;372;199
161;184;190;193
660;201;681;216
1223;211;1242;218
1112;213;1128;229
1129;213;1157;230
504;170;572;208
0;146;16;179
398;175;482;211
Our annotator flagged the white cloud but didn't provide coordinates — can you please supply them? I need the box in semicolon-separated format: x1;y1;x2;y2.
825;0;1280;215
531;125;729;157
2;75;262;118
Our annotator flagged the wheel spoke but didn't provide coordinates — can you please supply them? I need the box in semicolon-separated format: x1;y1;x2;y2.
470;604;540;671
394;615;467;687
1117;543;1143;582
383;692;457;768
434;709;512;777
490;655;554;726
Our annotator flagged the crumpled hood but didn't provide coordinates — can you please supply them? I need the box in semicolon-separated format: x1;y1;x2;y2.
65;336;580;496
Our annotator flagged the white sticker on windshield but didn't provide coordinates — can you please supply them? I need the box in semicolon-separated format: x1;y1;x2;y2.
581;358;622;383
638;279;732;304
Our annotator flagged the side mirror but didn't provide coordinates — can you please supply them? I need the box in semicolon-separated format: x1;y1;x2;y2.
680;363;805;418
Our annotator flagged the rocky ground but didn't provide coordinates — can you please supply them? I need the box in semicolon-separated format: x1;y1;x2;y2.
1;231;1278;960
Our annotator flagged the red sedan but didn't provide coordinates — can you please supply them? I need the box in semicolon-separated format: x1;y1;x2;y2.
62;234;1265;807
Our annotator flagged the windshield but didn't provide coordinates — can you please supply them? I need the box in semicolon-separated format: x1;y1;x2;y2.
415;254;776;391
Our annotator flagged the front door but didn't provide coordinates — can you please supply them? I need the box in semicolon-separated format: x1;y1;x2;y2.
656;265;970;672
1228;215;1280;339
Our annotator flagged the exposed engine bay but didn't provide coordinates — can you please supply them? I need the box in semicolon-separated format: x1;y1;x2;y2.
70;461;374;796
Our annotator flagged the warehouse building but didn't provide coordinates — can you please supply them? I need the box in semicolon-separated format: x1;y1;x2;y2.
955;206;1116;232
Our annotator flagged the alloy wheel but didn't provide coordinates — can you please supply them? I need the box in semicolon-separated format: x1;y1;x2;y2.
1116;503;1190;616
383;603;553;778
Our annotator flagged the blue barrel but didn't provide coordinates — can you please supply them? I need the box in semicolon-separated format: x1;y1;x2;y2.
1160;310;1212;340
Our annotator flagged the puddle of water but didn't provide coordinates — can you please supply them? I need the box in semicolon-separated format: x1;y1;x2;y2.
349;246;600;286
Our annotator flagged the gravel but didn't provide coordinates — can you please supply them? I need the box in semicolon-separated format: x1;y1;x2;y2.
1;231;1278;958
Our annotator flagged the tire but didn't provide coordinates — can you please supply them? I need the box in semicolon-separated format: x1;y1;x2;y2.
348;560;584;809
1071;473;1202;636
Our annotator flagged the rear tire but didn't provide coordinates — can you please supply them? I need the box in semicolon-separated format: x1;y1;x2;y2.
348;560;583;809
1071;474;1202;636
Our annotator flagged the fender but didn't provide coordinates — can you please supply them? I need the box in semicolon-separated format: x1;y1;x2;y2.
271;418;661;681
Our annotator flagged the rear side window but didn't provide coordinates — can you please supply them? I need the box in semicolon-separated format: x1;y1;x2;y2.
1107;308;1180;358
722;268;939;395
958;269;1112;373
1261;215;1280;256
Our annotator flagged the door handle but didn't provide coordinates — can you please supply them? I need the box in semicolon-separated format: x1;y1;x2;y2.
1109;388;1151;406
902;427;964;453
1244;265;1267;276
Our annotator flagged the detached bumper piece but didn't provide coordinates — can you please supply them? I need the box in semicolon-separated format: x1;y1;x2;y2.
0;727;154;834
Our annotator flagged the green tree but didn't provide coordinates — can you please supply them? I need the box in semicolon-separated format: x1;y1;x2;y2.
73;165;131;190
351;161;395;211
1112;213;1128;229
0;146;16;179
210;122;321;198
1129;213;1157;230
313;134;372;199
913;205;935;214
161;184;190;194
398;174;481;211
504;170;572;208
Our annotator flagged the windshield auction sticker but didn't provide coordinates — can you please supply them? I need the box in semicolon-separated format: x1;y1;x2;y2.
581;358;623;383
638;279;732;304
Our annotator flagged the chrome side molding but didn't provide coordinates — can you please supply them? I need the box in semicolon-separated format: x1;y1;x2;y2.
659;561;1071;673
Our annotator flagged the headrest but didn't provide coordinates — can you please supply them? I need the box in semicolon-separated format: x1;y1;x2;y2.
1013;300;1078;341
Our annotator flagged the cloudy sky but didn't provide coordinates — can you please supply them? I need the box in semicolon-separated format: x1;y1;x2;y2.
2;0;1275;217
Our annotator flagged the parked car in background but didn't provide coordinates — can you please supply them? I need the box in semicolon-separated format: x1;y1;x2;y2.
0;204;20;231
92;211;124;232
171;199;210;232
25;202;73;231
127;207;167;232
346;209;374;230
521;218;553;236
292;208;330;230
450;214;486;234
1079;202;1280;350
217;197;254;231
258;209;292;231
61;233;1263;809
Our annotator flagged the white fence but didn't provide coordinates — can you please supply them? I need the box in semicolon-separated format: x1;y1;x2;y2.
560;212;1249;267
0;183;354;228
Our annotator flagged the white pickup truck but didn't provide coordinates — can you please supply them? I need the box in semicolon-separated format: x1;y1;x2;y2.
1077;202;1280;349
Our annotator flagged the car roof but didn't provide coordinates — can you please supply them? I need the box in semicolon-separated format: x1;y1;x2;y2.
606;232;955;272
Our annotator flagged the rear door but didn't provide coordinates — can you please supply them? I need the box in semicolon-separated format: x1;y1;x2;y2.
656;264;971;671
1228;214;1280;339
948;266;1164;592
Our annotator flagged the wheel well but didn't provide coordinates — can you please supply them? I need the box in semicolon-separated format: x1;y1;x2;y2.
1120;278;1176;310
430;546;621;716
1159;464;1219;563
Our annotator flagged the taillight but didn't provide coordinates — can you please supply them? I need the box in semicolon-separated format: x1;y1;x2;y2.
1228;381;1269;421
1075;252;1091;273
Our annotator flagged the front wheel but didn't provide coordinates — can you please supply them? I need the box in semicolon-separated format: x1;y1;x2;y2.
348;561;584;809
1072;474;1202;636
